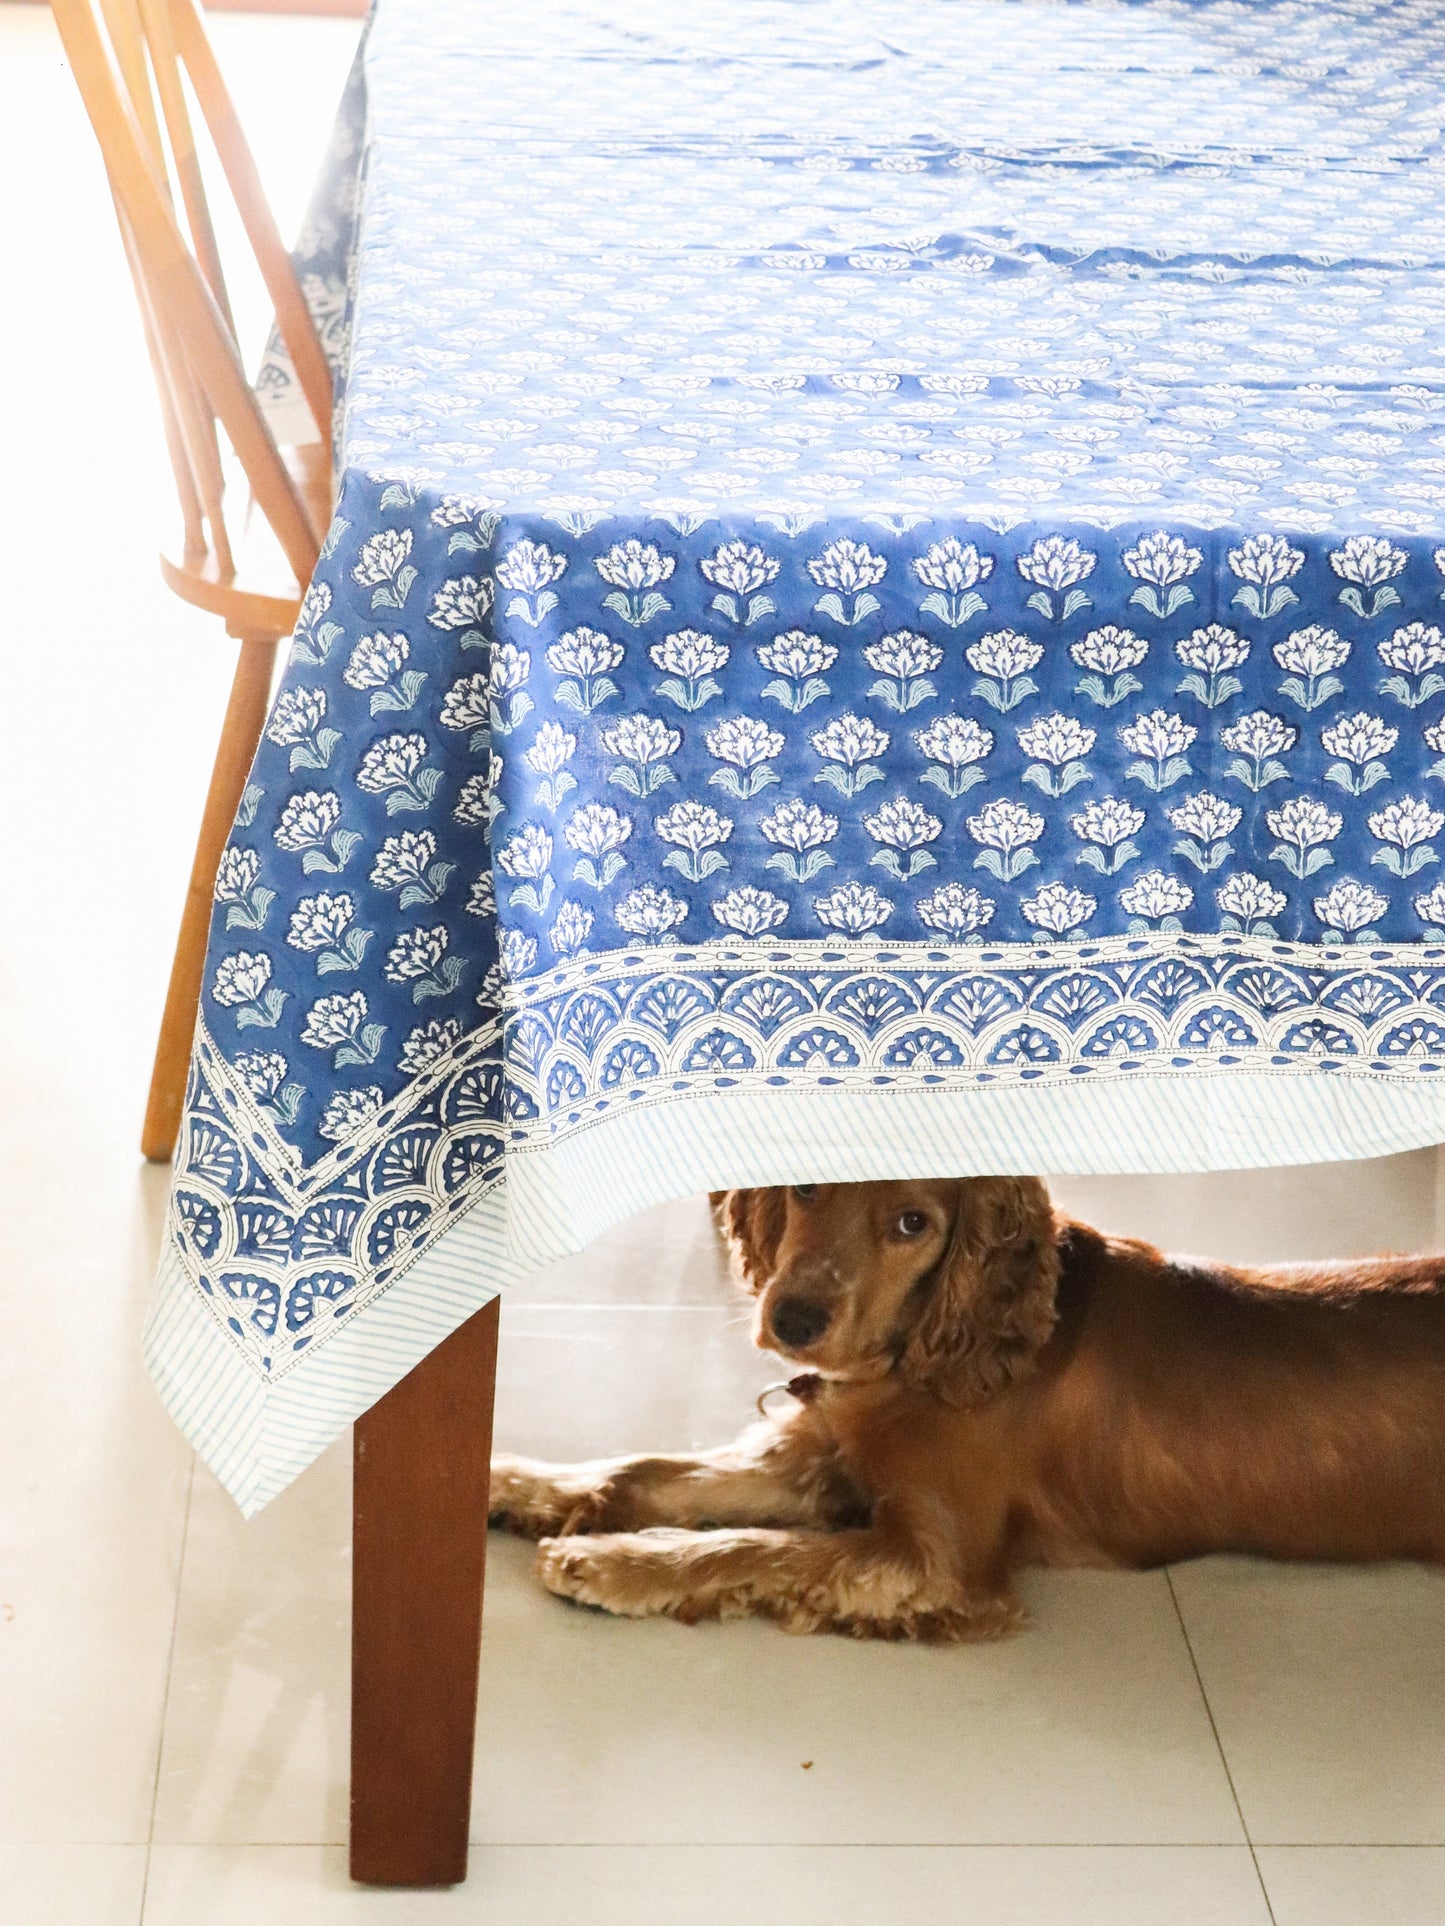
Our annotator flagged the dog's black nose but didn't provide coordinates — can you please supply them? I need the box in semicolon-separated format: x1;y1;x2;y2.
770;1296;831;1350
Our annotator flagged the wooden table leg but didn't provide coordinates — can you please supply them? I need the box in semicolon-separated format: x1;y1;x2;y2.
350;1296;500;1886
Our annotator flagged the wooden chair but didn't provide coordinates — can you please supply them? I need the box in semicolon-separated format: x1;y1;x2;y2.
49;0;333;1164
56;3;504;1887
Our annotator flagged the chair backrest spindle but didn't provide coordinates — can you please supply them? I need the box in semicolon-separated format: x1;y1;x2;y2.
51;0;330;595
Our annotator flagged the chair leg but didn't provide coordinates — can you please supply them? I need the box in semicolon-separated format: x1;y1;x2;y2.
351;1296;500;1887
141;628;280;1162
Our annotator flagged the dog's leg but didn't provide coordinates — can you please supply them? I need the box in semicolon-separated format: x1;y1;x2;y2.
490;1414;853;1540
534;1514;1021;1643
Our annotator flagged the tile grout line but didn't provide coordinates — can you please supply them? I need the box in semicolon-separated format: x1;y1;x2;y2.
1165;1566;1278;1926
137;1451;197;1926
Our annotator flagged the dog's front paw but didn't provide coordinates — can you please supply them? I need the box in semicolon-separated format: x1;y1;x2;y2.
488;1455;607;1539
535;1530;693;1618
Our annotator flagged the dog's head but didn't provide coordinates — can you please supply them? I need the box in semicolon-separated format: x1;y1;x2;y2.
720;1178;1060;1407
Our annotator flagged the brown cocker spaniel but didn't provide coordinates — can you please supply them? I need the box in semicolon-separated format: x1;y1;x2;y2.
489;1178;1445;1641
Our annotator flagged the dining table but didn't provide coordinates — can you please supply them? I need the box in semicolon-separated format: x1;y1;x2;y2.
142;0;1445;1882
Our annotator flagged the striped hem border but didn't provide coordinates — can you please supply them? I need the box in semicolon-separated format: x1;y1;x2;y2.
148;1071;1445;1513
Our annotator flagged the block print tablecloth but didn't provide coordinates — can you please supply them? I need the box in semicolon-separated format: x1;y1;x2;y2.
150;0;1445;1510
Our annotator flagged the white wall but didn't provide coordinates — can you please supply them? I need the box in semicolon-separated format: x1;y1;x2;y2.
1048;1147;1443;1265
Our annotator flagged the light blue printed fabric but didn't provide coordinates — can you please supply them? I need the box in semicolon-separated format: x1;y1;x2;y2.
152;0;1445;1507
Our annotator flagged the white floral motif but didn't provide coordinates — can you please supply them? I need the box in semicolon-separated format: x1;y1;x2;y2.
813;881;894;935
1414;881;1445;934
614;884;690;939
369;829;454;908
523;720;578;810
1379;624;1445;707
352;528;416;611
1120;709;1195;791
759;798;839;883
810;712;890;796
266;686;337;773
214;845;273;931
711;885;789;936
355;732;438;814
602;714;682;797
439;672;490;748
233;1048;302;1124
807;538;887;624
912;538;993;626
273;789;358;876
916;882;995;938
290;577;340;665
564;803;634;889
398;1017;464;1076
700;540;780;625
345;632;428;717
452;772;496;832
1321;712;1398;794
596;539;675;626
1071;625;1148;707
1174;625;1249;707
1017;536;1096;620
1314;879;1390;938
650;629;730;710
914;715;993;796
384;924;462;1002
863;796;942;881
318;1086;384;1144
1274;625;1350;711
285;892;372;975
550;900;594;957
1071;797;1145;875
654;801;734;881
1266;796;1343;878
300;989;383;1066
1167;791;1242;873
1228;534;1305;619
1118;871;1192;930
1330;536;1407;619
863;630;942;712
426;576;493;644
495;823;554;914
495;539;566;625
967;798;1045;882
497;930;537;981
211;952;281;1033
1018;712;1096;796
464;872;495;918
966;629;1043;712
1121;531;1202;618
487;641;534;734
1020;881;1096;936
1218;871;1289;936
429;495;498;540
1369;796;1445;876
705;715;785;799
548;627;625;715
757;630;838;712
1220;710;1297;791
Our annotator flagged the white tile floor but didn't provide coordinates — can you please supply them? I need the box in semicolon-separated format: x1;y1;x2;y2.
6;5;1445;1919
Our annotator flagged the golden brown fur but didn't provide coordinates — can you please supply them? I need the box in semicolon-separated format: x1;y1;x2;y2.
490;1179;1445;1641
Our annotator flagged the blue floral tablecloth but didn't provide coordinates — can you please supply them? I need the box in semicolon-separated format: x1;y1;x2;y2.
149;0;1445;1510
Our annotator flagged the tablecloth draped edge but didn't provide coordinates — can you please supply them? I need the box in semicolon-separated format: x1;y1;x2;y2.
145;1215;507;1518
152;1067;1445;1513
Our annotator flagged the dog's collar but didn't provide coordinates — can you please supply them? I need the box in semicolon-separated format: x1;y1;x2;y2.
756;1372;825;1416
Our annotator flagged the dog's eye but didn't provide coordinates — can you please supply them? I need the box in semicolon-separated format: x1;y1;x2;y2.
896;1210;929;1237
793;1184;816;1200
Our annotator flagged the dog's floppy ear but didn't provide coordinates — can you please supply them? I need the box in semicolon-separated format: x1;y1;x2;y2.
718;1187;787;1294
900;1177;1059;1407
